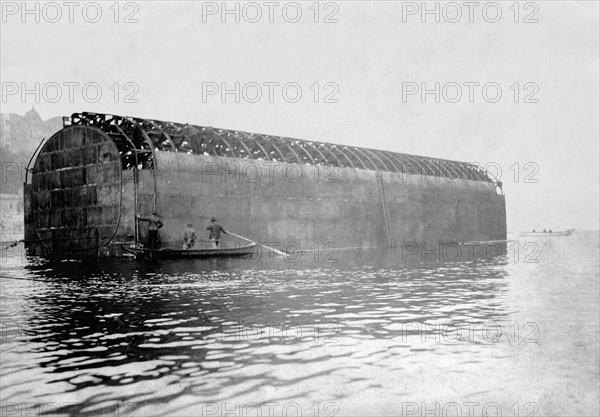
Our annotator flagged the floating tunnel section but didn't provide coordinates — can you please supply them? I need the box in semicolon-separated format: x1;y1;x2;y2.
24;112;506;258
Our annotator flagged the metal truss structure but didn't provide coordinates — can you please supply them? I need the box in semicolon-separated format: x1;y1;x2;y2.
65;112;494;182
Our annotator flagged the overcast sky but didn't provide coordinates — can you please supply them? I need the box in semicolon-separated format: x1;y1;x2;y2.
1;1;598;231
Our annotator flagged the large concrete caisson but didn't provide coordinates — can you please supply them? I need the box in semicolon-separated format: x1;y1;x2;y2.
24;112;506;257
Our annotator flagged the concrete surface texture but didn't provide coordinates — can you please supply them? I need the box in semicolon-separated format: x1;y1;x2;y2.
25;125;506;257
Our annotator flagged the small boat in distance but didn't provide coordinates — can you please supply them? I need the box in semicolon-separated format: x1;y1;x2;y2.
123;243;257;260
520;229;574;237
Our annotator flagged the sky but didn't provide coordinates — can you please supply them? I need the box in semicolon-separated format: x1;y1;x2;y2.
1;0;598;231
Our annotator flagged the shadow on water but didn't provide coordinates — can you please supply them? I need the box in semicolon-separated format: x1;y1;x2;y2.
4;243;510;415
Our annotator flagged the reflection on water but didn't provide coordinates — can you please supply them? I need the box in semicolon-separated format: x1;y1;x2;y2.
0;233;598;416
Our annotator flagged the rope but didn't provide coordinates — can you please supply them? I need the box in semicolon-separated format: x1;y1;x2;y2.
2;239;23;251
0;274;51;283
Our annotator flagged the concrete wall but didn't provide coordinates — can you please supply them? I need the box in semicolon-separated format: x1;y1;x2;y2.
132;152;505;251
24;134;506;257
24;126;123;256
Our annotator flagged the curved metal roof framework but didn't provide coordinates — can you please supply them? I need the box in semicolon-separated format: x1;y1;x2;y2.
65;112;494;183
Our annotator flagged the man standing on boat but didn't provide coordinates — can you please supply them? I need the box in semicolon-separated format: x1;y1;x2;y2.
207;218;227;248
183;223;197;250
136;211;163;250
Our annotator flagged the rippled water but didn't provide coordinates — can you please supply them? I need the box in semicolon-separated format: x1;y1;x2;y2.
1;232;598;416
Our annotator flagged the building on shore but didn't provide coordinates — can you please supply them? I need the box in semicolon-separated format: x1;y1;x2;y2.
1;192;22;217
24;112;506;257
1;191;24;241
1;108;63;154
1;108;64;196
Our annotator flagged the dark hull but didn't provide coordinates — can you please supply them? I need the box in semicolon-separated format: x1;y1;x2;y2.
123;243;257;259
24;117;507;258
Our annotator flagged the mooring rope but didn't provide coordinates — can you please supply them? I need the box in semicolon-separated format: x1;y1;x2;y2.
0;274;50;283
2;239;24;251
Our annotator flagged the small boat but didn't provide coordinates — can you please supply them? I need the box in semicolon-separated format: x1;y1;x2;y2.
519;229;574;237
123;243;257;259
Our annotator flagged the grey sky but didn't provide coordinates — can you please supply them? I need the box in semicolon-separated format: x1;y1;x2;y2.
1;1;598;231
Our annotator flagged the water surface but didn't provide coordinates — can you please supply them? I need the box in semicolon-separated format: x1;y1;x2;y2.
1;232;598;416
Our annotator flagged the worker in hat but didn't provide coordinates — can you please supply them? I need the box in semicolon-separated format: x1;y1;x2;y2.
183;223;197;250
207;217;227;248
136;211;163;250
